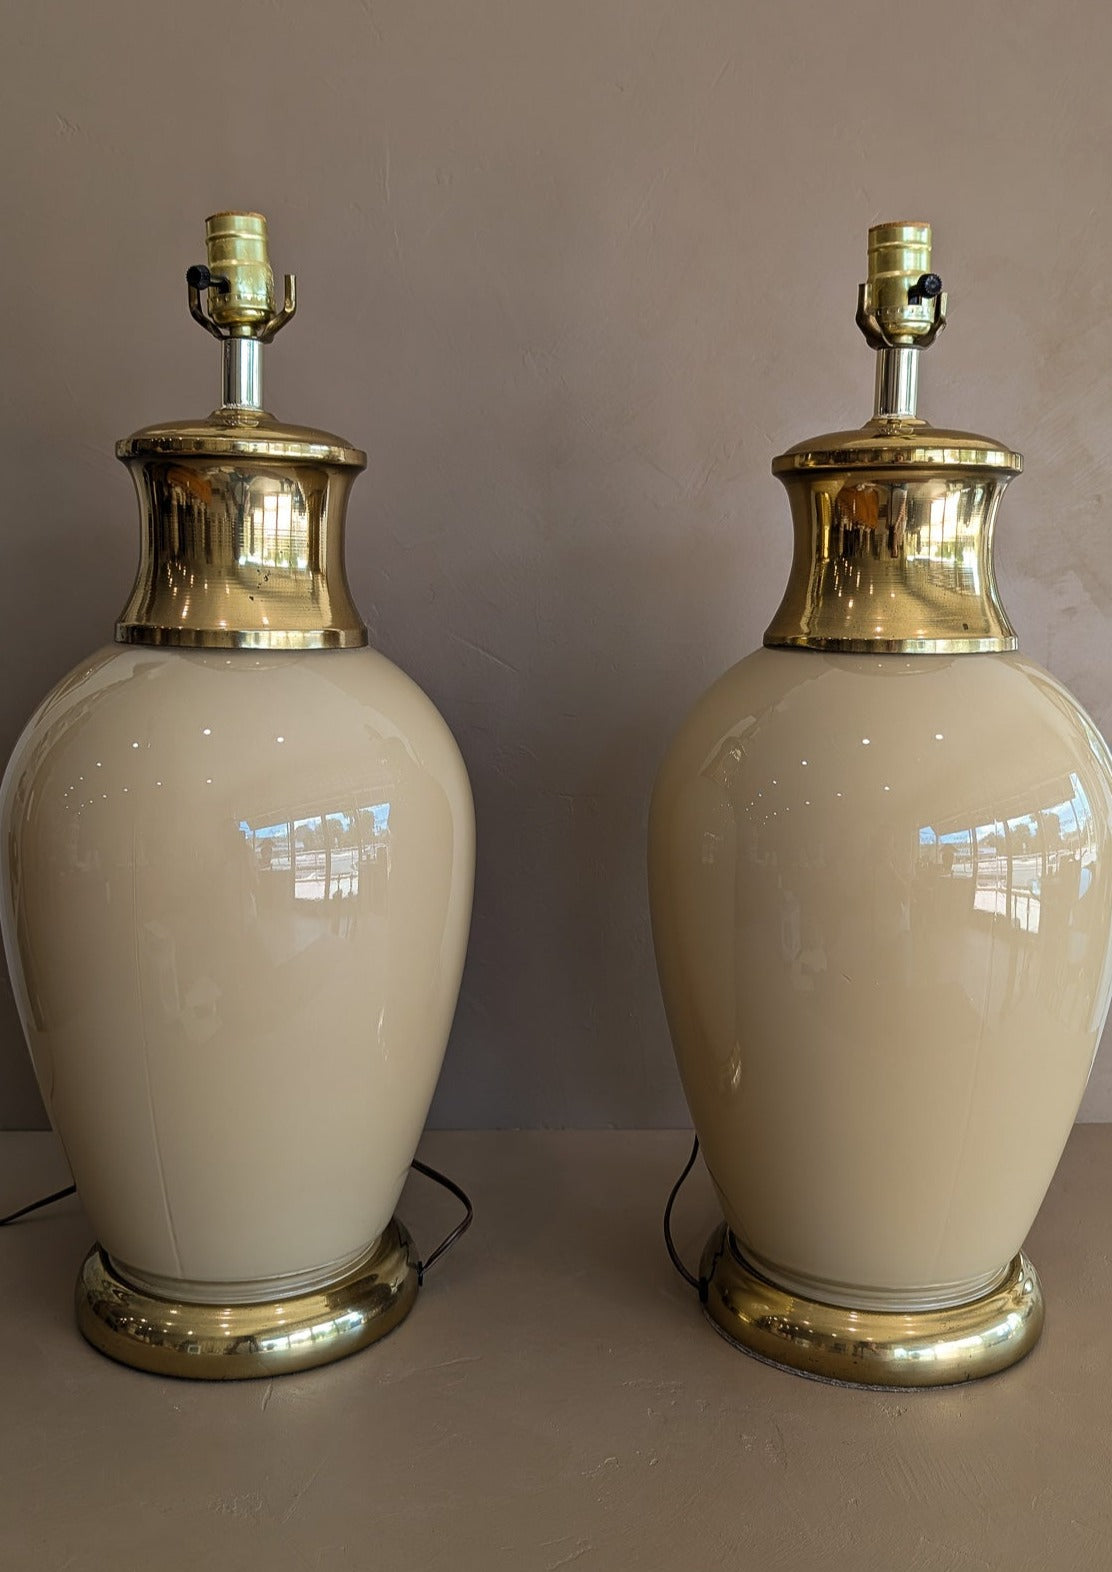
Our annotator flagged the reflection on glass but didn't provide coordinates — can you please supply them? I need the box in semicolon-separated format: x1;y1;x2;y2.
917;771;1096;942
239;801;391;913
704;725;1105;1037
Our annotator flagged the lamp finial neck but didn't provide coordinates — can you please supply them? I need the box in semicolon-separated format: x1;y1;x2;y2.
855;220;947;420
185;211;297;411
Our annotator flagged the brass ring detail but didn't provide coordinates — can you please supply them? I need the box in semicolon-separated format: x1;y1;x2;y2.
700;1224;1043;1387
76;1218;418;1380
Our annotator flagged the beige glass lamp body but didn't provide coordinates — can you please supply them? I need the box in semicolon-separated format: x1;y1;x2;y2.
0;214;474;1378
649;224;1112;1385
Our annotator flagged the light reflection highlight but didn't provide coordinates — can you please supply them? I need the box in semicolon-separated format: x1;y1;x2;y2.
240;802;392;907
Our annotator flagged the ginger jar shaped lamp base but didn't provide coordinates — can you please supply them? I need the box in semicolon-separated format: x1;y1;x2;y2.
75;1218;418;1380
0;212;476;1371
700;1226;1044;1388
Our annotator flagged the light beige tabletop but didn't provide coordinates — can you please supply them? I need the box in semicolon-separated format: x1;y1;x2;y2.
0;1128;1109;1570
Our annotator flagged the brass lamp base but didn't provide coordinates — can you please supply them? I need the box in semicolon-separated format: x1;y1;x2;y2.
76;1218;418;1380
700;1225;1043;1388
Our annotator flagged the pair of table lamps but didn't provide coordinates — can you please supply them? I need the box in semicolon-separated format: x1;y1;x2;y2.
2;213;1109;1389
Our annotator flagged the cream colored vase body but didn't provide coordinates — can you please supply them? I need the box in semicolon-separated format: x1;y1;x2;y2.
650;647;1112;1310
1;644;473;1300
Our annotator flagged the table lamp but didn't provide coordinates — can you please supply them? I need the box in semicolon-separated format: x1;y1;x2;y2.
650;222;1112;1384
0;212;475;1378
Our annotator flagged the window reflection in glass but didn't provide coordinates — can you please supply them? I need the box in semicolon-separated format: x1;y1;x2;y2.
238;801;391;914
917;772;1096;940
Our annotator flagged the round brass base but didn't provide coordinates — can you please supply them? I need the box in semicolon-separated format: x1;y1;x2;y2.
700;1225;1043;1388
76;1218;418;1380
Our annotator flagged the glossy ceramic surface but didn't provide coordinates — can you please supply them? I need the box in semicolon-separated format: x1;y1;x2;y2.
649;647;1112;1311
0;645;474;1298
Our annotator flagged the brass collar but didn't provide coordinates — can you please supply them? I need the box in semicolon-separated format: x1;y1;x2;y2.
764;421;1022;656
771;418;1021;476
114;212;369;651
115;411;368;651
764;222;1024;655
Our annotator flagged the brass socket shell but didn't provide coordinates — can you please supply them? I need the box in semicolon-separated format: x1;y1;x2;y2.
204;211;275;331
858;220;944;347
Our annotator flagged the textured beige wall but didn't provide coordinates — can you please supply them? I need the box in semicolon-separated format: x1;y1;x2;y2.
4;0;1112;1127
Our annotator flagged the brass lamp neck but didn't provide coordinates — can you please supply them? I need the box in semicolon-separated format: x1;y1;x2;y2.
186;211;298;413
856;221;947;421
764;221;1022;656
113;210;367;651
222;338;262;409
873;346;920;421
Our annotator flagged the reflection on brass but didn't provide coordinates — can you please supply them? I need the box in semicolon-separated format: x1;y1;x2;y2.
766;429;1020;653
76;1218;417;1379
701;1225;1043;1387
116;420;367;649
116;212;367;649
766;221;1021;654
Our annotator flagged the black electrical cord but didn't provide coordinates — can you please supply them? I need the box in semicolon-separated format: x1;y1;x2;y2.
409;1157;474;1284
662;1133;706;1298
0;1182;76;1227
